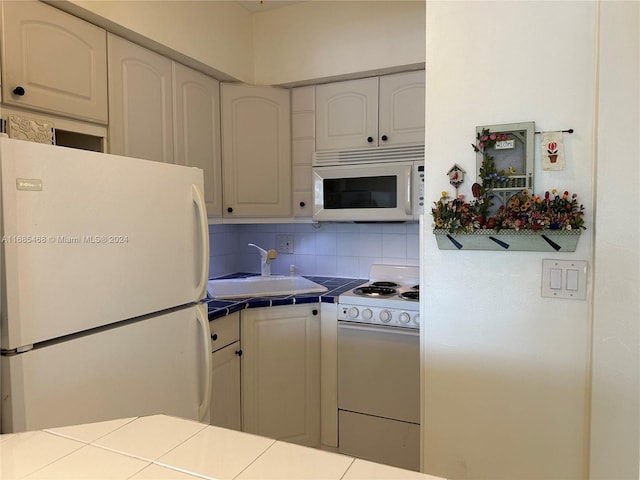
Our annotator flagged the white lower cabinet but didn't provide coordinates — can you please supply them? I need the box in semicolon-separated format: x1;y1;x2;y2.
320;302;338;448
209;312;241;431
241;304;321;447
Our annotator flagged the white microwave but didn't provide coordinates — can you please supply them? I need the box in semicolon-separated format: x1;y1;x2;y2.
312;160;424;222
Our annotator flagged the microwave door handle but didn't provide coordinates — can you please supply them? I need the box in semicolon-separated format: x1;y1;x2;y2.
404;168;412;215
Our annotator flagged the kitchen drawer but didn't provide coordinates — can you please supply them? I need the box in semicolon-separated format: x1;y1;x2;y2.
209;312;239;351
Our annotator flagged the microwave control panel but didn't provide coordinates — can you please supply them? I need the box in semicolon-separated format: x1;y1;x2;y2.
414;163;425;216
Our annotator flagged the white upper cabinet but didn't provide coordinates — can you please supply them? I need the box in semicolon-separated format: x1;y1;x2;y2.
221;84;291;218
315;77;378;151
1;0;108;124
173;63;222;216
315;71;425;151
107;34;174;163
378;70;425;147
291;86;315;217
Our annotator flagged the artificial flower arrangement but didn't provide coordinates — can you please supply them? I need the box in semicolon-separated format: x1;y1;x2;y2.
432;188;585;234
432;127;586;234
474;128;511;188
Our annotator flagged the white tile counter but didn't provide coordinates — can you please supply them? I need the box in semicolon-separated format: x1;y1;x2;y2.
1;415;445;480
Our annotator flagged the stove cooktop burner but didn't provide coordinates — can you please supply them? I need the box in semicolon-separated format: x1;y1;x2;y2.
399;291;419;301
353;286;398;297
370;281;399;288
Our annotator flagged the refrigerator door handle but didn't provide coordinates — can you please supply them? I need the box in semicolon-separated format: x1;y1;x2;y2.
192;184;210;301
196;303;212;422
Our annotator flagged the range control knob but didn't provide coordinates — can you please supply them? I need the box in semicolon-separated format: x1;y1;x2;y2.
348;307;359;319
399;312;411;324
379;310;392;323
413;314;420;326
362;308;373;320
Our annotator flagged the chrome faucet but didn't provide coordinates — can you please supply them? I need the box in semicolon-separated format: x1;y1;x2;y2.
248;243;277;276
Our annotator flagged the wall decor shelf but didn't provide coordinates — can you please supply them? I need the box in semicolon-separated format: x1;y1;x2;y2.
433;229;581;252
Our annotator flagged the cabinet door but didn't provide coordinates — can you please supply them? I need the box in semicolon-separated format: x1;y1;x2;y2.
1;0;107;123
320;302;338;448
107;34;174;163
291;86;315;217
315;77;378;151
211;341;242;431
241;305;320;447
378;71;425;146
221;84;291;217
173;63;222;216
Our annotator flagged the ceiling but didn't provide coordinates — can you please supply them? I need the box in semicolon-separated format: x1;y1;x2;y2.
236;1;305;12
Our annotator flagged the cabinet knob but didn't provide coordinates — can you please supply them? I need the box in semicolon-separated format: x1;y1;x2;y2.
312;309;318;316
381;135;388;142
12;86;25;96
211;333;218;341
299;201;306;208
235;349;243;356
367;136;374;143
227;207;233;213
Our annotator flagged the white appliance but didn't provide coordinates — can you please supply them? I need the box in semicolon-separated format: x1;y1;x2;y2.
337;264;420;471
0;137;211;433
312;145;424;222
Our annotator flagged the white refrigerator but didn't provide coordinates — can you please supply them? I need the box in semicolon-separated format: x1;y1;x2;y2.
0;137;211;433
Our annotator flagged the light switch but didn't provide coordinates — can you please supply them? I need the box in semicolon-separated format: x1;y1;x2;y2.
566;269;579;291
550;268;562;289
541;259;588;300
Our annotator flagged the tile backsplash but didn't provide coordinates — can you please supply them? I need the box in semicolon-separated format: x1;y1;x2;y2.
208;222;420;279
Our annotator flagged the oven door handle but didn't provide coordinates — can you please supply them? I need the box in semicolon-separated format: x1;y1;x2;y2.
338;321;419;337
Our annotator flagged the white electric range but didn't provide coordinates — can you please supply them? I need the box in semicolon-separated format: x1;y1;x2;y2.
336;263;421;471
337;264;420;329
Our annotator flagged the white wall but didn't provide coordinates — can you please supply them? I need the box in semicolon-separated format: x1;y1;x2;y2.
62;0;424;87
251;1;425;85
423;2;597;478
590;1;640;478
63;0;255;82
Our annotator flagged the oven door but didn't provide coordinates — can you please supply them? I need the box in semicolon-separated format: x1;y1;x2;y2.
337;321;420;470
337;321;419;423
312;162;414;222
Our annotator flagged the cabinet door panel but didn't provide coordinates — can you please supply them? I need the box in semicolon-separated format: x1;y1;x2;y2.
378;71;425;146
315;77;378;151
221;84;291;217
173;63;222;216
211;341;242;431
241;305;320;447
291;86;315;217
107;34;173;163
2;0;107;123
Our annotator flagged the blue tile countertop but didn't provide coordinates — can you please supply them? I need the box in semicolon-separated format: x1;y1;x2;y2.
205;273;366;321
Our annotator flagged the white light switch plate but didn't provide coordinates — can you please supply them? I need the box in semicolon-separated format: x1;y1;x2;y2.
276;234;294;254
542;259;588;300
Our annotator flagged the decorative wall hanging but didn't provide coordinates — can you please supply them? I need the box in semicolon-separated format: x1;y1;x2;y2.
431;122;584;251
474;121;535;209
432;189;585;251
541;131;565;170
447;164;465;196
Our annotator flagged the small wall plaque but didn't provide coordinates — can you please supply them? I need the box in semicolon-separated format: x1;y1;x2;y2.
495;139;515;150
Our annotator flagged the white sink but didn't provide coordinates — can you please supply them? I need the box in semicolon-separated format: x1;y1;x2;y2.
207;276;328;299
